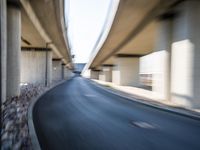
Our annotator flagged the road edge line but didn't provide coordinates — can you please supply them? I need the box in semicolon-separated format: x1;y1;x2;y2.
28;79;72;150
87;79;200;121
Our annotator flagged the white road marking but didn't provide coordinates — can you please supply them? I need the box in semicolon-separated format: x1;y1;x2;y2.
130;121;156;129
84;94;96;97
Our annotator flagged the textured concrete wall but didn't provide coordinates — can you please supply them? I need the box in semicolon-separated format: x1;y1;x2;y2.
6;5;21;98
90;71;99;80
63;66;73;80
99;67;112;82
152;19;172;100
52;60;62;82
171;0;200;108
64;67;70;79
102;67;112;82
112;69;120;85
61;64;65;80
21;50;52;85
99;72;106;81
112;57;139;86
1;0;7;102
65;68;74;79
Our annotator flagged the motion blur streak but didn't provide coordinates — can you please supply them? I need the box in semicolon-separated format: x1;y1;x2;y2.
33;76;200;150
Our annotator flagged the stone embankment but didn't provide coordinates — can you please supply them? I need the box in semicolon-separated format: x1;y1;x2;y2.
1;83;47;150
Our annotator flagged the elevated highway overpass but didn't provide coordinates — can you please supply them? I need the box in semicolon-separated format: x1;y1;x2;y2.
83;0;200;109
1;0;73;102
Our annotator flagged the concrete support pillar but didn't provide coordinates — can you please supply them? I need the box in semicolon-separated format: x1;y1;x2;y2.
99;71;105;81
65;68;73;79
99;66;112;82
152;16;172;100
90;70;100;80
171;0;200;108
1;0;7;102
64;67;69;79
61;64;65;80
21;49;52;85
52;59;62;82
6;3;21;98
67;68;73;79
112;56;140;86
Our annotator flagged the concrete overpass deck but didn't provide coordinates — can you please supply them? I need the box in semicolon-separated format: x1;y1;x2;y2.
21;0;71;64
1;0;73;101
83;0;200;109
84;0;179;69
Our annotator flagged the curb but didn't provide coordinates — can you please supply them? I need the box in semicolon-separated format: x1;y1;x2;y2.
88;79;200;121
28;79;71;150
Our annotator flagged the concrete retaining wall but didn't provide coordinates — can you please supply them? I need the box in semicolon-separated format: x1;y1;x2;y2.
52;60;62;82
21;50;52;85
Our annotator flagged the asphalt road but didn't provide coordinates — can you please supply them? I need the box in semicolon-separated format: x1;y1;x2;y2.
33;76;200;150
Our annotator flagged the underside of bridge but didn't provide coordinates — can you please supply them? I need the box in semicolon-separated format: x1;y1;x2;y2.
1;0;73;102
87;0;178;68
84;0;200;109
21;0;71;62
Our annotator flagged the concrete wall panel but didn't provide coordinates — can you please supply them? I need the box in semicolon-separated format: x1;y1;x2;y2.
152;19;172;100
171;1;200;108
52;60;62;82
21;51;52;85
90;71;99;80
112;57;139;86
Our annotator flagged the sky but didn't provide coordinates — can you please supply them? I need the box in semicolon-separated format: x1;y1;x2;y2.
66;0;111;63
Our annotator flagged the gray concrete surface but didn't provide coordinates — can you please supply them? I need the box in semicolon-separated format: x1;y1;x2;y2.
90;70;100;80
6;4;21;98
84;0;200;109
170;0;200;108
21;50;52;85
0;0;7;102
99;66;112;82
153;17;172;100
112;57;140;86
20;0;71;64
52;59;62;82
64;67;70;79
33;76;200;150
61;64;65;80
1;0;73;101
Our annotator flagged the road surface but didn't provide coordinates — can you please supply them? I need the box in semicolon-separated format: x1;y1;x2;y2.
33;76;200;150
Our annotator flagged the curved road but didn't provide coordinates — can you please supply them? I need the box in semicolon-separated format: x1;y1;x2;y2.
33;76;200;150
